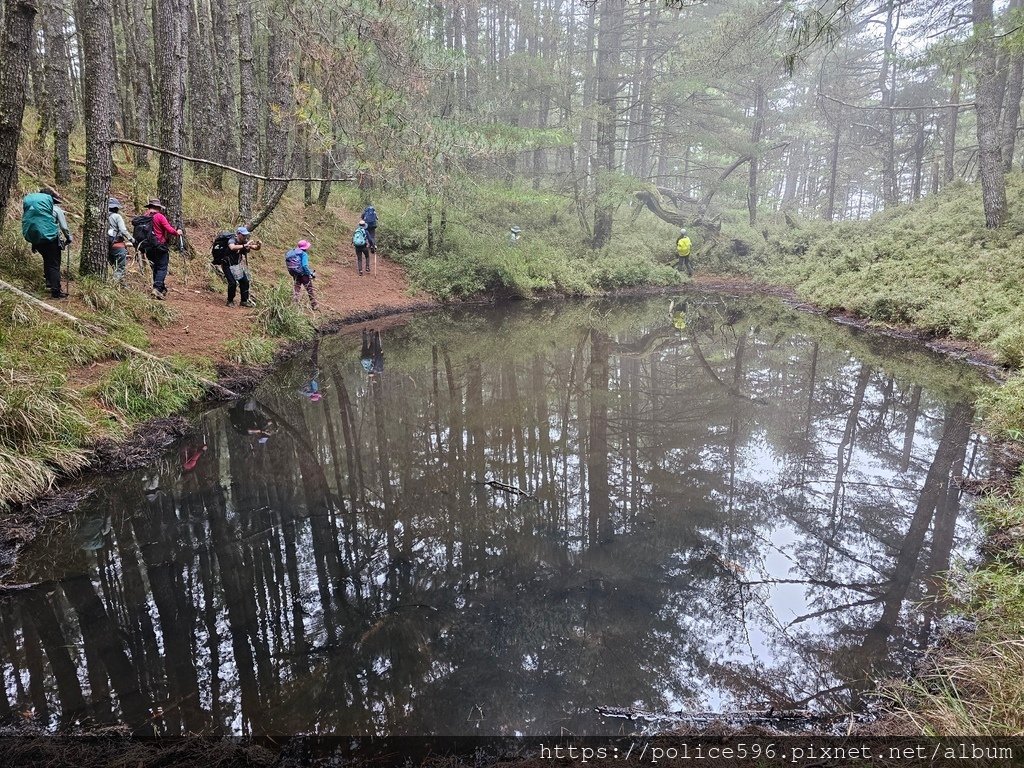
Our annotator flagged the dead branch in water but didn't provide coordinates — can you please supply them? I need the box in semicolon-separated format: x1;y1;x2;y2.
473;479;539;500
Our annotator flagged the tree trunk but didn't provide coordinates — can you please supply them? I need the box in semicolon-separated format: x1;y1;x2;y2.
0;0;39;235
944;63;961;183
186;0;218;179
317;149;332;209
154;0;187;221
879;0;899;206
591;0;622;247
31;32;48;152
825;122;841;221
1002;41;1024;171
262;0;292;205
122;0;152;167
210;0;237;179
76;0;116;275
237;0;258;221
747;85;765;226
911;112;926;201
974;0;1007;228
42;0;74;185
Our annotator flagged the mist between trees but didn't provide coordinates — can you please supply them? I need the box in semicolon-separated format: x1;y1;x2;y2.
0;0;1017;271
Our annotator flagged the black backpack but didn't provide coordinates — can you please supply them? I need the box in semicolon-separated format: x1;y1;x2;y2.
131;214;155;251
211;232;233;266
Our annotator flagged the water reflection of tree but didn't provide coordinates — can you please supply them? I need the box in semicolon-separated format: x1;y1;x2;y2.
0;299;985;737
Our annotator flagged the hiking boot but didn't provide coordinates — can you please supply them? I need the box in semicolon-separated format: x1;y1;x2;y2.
240;300;255;308
226;299;235;306
51;290;69;299
152;288;166;301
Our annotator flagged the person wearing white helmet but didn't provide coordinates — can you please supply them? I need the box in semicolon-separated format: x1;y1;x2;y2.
106;197;134;282
675;227;693;277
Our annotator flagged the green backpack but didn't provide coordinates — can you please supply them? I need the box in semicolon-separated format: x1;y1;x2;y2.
22;193;59;246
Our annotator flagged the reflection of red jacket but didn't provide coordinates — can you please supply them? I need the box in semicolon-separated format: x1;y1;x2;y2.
148;211;178;245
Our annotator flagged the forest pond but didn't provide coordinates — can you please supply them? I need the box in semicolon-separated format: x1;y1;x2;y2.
3;295;990;739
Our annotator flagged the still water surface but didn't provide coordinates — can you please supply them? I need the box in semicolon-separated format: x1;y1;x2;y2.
3;296;989;737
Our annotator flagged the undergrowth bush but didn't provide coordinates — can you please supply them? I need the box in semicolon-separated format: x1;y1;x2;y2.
254;280;315;339
96;356;211;421
223;335;277;366
0;369;93;506
756;172;1024;362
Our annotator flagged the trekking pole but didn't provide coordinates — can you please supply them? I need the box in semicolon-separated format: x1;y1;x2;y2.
134;243;145;274
176;218;188;288
61;236;70;296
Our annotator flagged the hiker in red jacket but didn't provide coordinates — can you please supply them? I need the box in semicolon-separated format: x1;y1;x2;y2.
135;198;181;300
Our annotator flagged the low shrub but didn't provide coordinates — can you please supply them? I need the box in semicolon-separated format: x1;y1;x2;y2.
96;356;210;421
253;280;316;340
0;369;93;506
223;335;277;366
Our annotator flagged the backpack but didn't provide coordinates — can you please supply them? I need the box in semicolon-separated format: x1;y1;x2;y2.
107;213;124;252
22;193;59;246
284;248;304;276
132;214;156;251
211;232;233;266
362;206;377;228
352;227;367;247
676;236;691;258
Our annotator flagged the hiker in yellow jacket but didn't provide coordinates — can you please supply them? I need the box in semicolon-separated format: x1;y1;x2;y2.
675;228;693;277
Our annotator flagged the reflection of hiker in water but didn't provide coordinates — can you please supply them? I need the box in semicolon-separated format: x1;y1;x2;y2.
301;335;323;402
181;443;207;471
360;329;384;377
229;398;276;444
669;298;687;331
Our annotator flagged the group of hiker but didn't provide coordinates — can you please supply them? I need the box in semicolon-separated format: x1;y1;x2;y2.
21;188;384;310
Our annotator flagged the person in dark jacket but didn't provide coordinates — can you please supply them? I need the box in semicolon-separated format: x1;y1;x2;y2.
361;204;378;252
224;226;260;306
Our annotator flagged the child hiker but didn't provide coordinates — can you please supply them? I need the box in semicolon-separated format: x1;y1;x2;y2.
285;239;318;310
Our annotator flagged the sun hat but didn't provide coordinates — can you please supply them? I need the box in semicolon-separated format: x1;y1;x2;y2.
108;197;121;210
297;239;311;250
146;198;165;210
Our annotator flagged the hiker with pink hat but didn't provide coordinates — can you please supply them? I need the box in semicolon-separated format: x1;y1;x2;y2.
284;239;318;310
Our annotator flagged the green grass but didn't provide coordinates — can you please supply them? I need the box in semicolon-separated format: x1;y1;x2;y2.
253;280;316;339
748;173;1024;366
95;356;212;422
0;369;94;507
223;335;277;366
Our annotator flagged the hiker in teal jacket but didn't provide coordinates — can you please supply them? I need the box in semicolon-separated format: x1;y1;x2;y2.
22;187;72;298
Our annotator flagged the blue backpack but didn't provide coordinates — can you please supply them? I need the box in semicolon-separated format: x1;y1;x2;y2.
352;227;367;247
284;248;304;275
362;207;377;227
